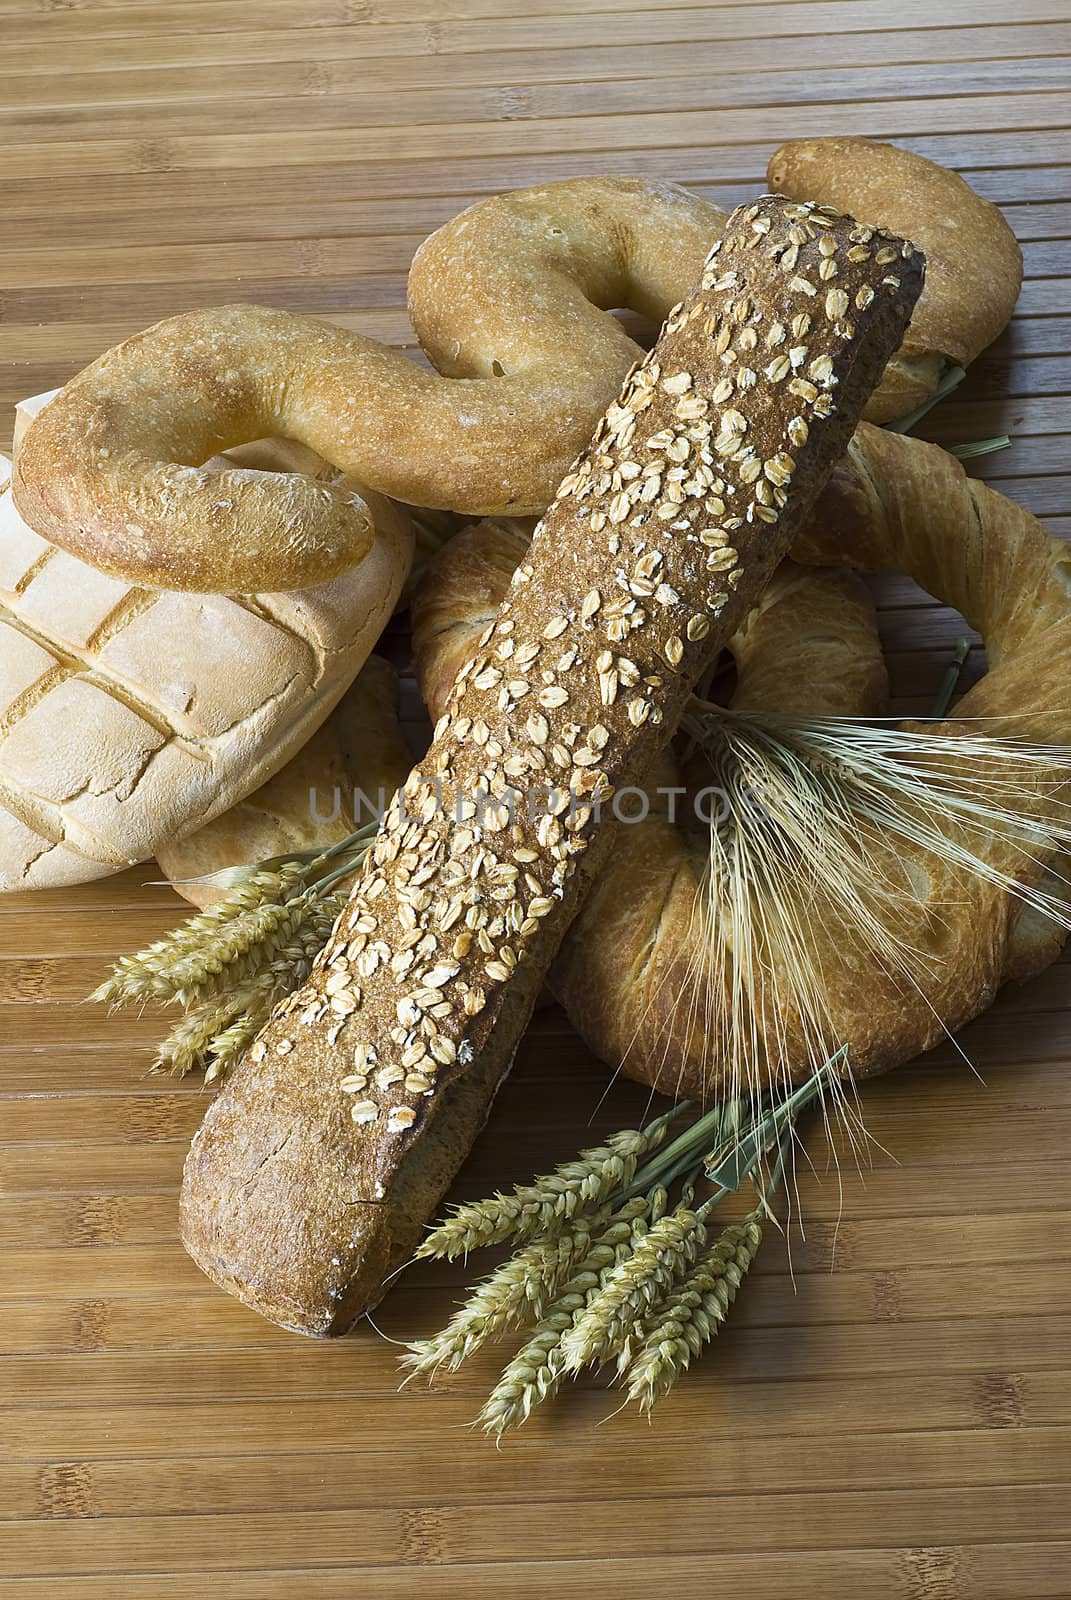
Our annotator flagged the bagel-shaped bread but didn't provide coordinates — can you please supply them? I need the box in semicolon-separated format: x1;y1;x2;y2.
159;654;414;910
412;432;1069;1095
0;444;412;892
767;138;1023;422
13;179;725;591
411;519;886;1086
14;152;1017;591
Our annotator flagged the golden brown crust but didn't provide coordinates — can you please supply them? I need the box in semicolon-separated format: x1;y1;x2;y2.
14;180;726;591
158;655;413;909
410;518;528;722
179;198;921;1335
804;425;1071;694
768;138;1023;421
728;558;888;718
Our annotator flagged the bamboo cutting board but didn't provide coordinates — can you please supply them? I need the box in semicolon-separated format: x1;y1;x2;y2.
1;3;1069;1594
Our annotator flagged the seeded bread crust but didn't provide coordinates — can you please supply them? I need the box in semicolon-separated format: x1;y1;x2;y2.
180;196;923;1336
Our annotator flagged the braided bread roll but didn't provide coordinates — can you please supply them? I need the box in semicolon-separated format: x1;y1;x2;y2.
804;426;1071;735
806;424;1071;988
14;180;724;591
179;198;922;1335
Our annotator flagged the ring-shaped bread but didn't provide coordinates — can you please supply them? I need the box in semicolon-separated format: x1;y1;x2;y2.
13;145;1020;594
768;138;1022;422
413;426;1070;1096
13;179;724;592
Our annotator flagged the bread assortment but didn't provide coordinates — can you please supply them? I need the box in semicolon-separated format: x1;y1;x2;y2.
12;180;725;592
8;138;1059;1352
176;197;922;1334
13;144;1015;595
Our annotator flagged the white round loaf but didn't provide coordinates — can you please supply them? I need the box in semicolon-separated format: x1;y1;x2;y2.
0;444;413;891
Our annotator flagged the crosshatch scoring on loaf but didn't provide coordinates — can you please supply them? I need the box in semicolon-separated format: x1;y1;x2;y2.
0;449;413;890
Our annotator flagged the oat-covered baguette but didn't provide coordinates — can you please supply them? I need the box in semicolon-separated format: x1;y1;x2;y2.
180;196;923;1336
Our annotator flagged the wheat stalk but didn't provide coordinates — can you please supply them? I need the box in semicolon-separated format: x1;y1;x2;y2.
402;1210;610;1378
408;1070;826;1433
152;893;346;1079
90;862;310;1007
90;824;375;1081
672;706;1071;1141
161;892;319;1004
153;975;274;1077
400;1068;826;1433
478;1198;651;1437
415;1108;681;1261
624;1211;764;1412
560;1201;708;1371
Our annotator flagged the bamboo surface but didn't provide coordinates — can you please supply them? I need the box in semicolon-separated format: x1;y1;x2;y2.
1;2;1069;1595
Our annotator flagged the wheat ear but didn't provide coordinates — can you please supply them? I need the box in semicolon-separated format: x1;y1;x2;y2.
153;894;346;1078
560;1201;709;1372
416;1109;680;1261
90;863;309;1006
624;1211;764;1412
478;1199;650;1436
402;1212;609;1378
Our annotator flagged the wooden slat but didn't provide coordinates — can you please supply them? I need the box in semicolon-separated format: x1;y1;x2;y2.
3;1484;1071;1576
4;231;1070;297
6;1;1071;74
0;1427;1067;1516
0;1548;1066;1600
4;1314;1068;1411
2;181;1070;254
9;1370;1071;1456
1;25;1069;116
2;133;1068;227
3;60;1070;151
1;3;1068;1595
4;94;1071;183
3;1260;1070;1359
